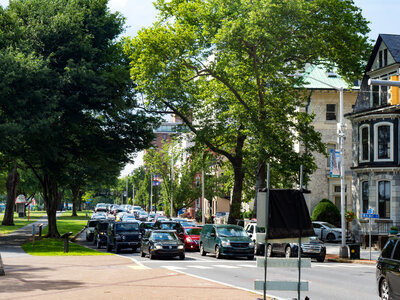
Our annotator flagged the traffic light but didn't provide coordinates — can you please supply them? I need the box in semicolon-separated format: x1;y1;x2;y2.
388;75;399;105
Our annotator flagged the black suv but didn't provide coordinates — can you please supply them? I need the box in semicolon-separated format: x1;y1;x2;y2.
106;222;141;253
154;220;183;233
93;220;111;249
377;235;400;300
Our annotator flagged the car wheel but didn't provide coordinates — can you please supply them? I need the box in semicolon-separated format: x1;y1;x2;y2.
179;253;185;260
380;278;390;300
266;244;273;257
106;242;112;252
248;255;254;260
326;233;335;242
215;246;222;259
316;255;325;262
96;239;101;249
140;247;145;257
115;244;120;254
200;243;207;256
285;246;291;258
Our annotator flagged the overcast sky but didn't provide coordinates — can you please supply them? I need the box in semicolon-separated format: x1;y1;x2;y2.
0;0;399;176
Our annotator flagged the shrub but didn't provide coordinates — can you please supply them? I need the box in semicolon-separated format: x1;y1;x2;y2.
311;199;341;227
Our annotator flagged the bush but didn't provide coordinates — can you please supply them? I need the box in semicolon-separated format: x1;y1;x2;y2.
311;199;341;227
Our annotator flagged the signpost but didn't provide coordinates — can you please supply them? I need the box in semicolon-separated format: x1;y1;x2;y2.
362;208;379;260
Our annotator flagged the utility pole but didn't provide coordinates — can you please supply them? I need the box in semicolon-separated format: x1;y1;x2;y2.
125;176;128;205
150;172;153;214
170;149;174;218
202;153;205;225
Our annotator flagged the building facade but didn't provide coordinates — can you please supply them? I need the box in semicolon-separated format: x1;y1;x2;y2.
347;34;400;237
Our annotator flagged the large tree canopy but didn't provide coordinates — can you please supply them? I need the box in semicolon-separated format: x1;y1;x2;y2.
124;0;371;223
0;0;157;235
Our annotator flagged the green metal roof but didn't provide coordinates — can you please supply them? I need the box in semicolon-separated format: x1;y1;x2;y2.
301;64;359;90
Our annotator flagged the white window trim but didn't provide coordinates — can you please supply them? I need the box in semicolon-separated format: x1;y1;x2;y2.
376;180;392;219
374;122;394;162
359;124;370;163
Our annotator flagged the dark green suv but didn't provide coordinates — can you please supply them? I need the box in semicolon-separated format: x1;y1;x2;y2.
199;224;254;260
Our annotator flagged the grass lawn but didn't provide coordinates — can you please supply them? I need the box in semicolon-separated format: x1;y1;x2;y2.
22;210;111;256
0;211;46;235
22;238;112;256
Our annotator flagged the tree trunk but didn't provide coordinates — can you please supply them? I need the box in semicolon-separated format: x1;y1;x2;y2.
43;174;60;238
78;191;83;211
228;158;244;225
2;163;20;226
252;160;266;219
71;186;79;217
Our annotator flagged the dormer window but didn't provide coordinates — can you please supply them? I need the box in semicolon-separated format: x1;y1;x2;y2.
378;49;388;68
371;76;388;107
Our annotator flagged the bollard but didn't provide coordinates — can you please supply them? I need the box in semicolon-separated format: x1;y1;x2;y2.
38;224;44;237
60;232;73;253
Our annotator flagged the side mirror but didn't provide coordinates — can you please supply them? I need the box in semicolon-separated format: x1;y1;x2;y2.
210;232;215;237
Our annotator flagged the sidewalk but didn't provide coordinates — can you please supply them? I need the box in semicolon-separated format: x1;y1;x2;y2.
0;216;260;300
324;243;379;265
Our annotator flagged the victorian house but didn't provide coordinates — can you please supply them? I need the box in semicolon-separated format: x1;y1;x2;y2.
346;34;400;238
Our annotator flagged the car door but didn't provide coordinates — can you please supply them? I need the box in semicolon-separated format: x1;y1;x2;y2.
313;223;322;239
142;231;151;254
387;240;400;298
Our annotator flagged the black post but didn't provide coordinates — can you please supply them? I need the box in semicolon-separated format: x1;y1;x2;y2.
263;163;270;300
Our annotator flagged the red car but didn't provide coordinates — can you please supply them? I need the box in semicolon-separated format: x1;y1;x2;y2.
179;227;202;251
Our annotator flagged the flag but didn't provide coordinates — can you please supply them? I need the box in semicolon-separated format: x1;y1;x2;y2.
329;149;340;178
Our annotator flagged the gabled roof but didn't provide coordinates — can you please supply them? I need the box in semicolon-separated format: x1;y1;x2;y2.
351;34;400;114
301;64;358;90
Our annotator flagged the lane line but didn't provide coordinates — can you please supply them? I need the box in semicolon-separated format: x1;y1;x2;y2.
215;264;239;269
238;264;257;268
187;265;213;269
162;266;187;270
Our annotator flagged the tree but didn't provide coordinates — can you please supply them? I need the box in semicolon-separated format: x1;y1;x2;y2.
0;0;157;237
124;0;371;223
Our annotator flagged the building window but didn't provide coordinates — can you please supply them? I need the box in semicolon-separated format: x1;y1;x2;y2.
384;49;388;66
326;104;336;121
162;134;167;142
361;181;369;214
372;85;380;107
326;143;336;167
359;125;370;162
374;122;393;161
379;50;383;68
378;181;390;219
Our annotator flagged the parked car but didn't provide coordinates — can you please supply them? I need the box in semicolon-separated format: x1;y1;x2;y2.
178;227;202;251
266;236;326;262
95;204;107;213
85;220;101;241
244;221;266;255
93;220;111;249
199;224;254;260
106;222;141;253
312;221;342;242
121;214;137;223
377;235;400;300
137;211;148;221
140;230;185;260
91;212;107;220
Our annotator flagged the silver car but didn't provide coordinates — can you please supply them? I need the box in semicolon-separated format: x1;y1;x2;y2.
312;221;342;242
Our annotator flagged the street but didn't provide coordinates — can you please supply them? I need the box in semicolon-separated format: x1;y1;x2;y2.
78;234;378;300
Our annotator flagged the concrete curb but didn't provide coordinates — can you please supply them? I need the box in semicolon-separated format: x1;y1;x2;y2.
70;226;85;242
326;254;376;265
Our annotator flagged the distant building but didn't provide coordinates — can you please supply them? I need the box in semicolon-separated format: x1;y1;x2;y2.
300;64;359;213
346;34;400;237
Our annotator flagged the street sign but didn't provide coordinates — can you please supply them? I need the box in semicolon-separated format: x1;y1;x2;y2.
367;208;374;214
362;213;379;219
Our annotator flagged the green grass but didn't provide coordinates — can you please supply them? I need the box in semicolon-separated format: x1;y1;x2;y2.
0;211;46;235
41;210;91;236
22;238;112;256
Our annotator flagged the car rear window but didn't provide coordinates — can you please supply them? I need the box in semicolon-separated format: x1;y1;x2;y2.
152;232;177;241
116;223;139;232
99;223;108;230
160;223;177;230
185;228;202;235
89;221;99;227
382;239;396;258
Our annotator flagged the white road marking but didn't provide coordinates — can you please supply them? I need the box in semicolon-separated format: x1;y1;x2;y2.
215;264;239;269
162;265;187;270
187;265;213;269
237;264;257;268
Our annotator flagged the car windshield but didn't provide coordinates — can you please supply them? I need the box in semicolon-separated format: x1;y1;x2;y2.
152;232;177;241
116;223;139;232
142;223;154;229
88;221;99;227
217;227;247;237
160;223;177;230
98;223;108;230
185;228;202;235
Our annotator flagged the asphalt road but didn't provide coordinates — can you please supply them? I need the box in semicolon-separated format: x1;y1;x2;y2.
77;233;378;300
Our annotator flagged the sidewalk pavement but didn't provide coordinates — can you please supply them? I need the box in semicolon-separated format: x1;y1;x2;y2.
0;216;260;300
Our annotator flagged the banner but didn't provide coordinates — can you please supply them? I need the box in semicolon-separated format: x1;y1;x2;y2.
153;174;161;186
329;149;340;178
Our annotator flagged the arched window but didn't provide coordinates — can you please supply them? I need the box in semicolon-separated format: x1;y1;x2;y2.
374;122;394;161
359;124;370;162
378;180;391;219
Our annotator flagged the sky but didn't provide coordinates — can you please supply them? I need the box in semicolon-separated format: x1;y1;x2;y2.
0;0;399;176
